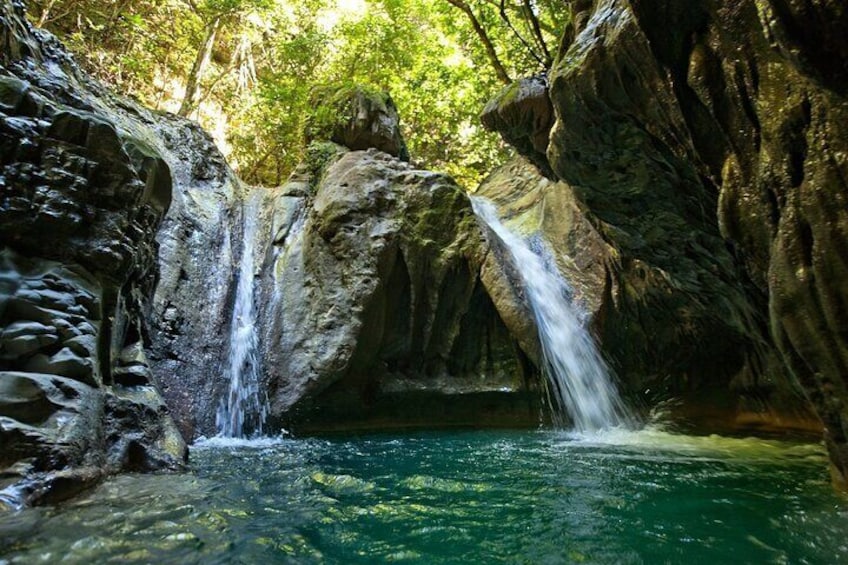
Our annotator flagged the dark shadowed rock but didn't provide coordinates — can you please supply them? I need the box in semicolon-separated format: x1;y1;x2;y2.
540;0;846;480
0;1;186;508
481;75;555;179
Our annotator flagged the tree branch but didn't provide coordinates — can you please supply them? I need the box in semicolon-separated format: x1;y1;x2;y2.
445;0;512;85
520;0;552;66
498;0;546;68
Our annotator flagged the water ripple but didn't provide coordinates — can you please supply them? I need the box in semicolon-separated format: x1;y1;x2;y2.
1;430;845;564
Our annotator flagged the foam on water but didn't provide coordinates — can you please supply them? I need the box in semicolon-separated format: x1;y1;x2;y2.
0;484;25;511
193;434;289;450
559;426;827;462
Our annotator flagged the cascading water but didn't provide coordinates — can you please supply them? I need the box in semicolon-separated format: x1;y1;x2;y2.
216;191;269;438
471;197;632;431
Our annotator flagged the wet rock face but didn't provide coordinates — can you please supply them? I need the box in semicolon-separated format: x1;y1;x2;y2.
540;0;847;480
542;0;776;404
143;116;246;440
0;2;185;507
264;148;540;431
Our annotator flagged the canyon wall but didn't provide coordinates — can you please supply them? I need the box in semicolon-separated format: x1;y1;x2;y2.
484;0;846;480
0;1;185;506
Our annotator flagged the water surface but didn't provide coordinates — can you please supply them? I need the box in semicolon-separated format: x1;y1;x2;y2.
2;429;846;564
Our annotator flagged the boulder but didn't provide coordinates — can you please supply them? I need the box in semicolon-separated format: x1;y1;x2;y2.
304;84;410;161
264;148;540;431
481;75;555;179
148;141;543;436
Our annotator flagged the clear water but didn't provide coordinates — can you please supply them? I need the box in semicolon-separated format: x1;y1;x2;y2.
472;198;631;430
2;430;846;564
216;189;269;438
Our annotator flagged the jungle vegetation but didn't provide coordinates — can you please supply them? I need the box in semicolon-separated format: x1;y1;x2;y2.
28;0;569;187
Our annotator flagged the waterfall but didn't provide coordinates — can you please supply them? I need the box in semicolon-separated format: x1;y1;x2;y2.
471;197;631;431
216;191;269;438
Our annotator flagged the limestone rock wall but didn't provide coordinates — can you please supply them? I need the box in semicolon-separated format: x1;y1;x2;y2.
142;115;250;440
0;1;185;507
264;147;540;432
147;136;543;437
545;0;795;416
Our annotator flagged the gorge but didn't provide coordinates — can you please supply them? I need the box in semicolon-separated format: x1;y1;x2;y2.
2;0;848;561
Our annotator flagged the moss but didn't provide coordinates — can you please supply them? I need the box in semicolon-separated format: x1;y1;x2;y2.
497;81;522;107
303;141;347;187
303;83;390;144
301;82;408;161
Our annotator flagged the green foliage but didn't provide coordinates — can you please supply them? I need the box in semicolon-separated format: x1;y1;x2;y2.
303;141;348;186
28;0;567;188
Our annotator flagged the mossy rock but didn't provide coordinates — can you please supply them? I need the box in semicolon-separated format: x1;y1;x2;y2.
304;84;409;161
480;75;554;179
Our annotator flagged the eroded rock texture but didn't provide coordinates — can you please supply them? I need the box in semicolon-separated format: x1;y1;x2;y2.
0;2;185;507
142;115;250;440
483;0;846;479
546;0;796;423
149;131;542;436
267;147;540;431
481;76;555;179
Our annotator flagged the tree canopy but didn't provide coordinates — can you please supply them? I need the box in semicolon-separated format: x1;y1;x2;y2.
29;0;570;187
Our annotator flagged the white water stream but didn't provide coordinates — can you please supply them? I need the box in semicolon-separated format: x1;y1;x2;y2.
471;197;632;431
216;191;269;438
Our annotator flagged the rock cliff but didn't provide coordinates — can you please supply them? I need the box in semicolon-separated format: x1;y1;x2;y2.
0;1;542;466
0;1;185;507
148;135;543;437
484;0;847;481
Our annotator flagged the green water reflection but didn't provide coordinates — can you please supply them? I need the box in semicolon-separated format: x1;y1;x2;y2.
1;429;846;564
